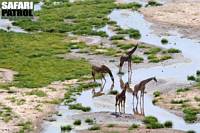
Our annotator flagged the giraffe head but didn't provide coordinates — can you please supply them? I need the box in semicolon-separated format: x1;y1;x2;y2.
124;82;129;90
153;77;157;82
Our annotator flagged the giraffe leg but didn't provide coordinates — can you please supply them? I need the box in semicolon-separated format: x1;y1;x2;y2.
115;99;117;113
92;71;96;82
136;94;139;107
101;74;106;89
133;94;135;108
124;99;126;113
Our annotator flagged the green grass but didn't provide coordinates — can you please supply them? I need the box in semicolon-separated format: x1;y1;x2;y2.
117;44;133;50
128;124;139;130
73;120;81;125
69;103;91;112
183;108;199;123
0;105;14;123
0;31;90;88
60;125;72;131
164;121;173;128
107;124;115;127
109;90;118;95
110;35;125;40
143;116;164;129
132;55;144;63
88;125;100;130
194;97;200;102
160;55;172;61
14;0;116;36
176;88;190;93
117;28;141;39
85;118;94;125
116;2;142;10
26;89;47;97
167;48;181;53
171;99;189;104
153;91;161;97
18;121;33;133
144;48;161;55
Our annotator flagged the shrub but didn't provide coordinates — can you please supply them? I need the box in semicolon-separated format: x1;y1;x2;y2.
26;89;47;97
164;121;173;128
187;75;196;81
143;116;158;124
73;120;81;125
160;55;172;61
171;99;189;104
183;108;199;123
145;48;161;54
152;99;158;105
176;88;190;93
107;124;115;127
161;38;168;44
132;55;144;63
146;0;162;7
60;125;72;131
167;48;181;53
85;118;94;125
153;91;161;97
187;130;196;133
143;116;164;129
116;2;142;10
69;103;91;112
109;90;118;95
110;35;124;40
196;70;200;76
128;124;139;130
88;125;100;130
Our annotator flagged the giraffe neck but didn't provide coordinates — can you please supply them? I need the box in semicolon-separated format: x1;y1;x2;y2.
141;77;154;86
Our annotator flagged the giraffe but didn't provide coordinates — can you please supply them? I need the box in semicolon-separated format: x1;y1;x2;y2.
133;77;157;107
92;65;114;89
115;82;129;113
119;44;138;73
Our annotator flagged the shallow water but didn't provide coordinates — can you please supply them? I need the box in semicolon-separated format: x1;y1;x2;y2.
41;3;200;133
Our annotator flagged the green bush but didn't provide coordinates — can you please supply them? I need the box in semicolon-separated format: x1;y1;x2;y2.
187;130;196;133
88;125;100;130
85;118;94;125
107;124;115;127
128;123;139;130
69;103;91;112
164;121;173;128
143;116;164;129
183;108;199;123
73;120;81;125
161;38;168;44
116;2;142;10
187;75;196;81
176;88;190;93
26;89;47;97
60;125;72;131
109;90;118;95
145;48;161;54
146;0;162;7
132;56;144;63
171;99;189;104
167;48;181;53
110;35;125;40
153;91;161;97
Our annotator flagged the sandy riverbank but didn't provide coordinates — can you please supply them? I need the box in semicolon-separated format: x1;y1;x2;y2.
140;1;200;40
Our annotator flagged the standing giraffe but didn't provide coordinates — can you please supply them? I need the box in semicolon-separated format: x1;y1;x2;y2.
119;44;138;73
115;82;129;113
133;77;157;107
92;65;114;89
